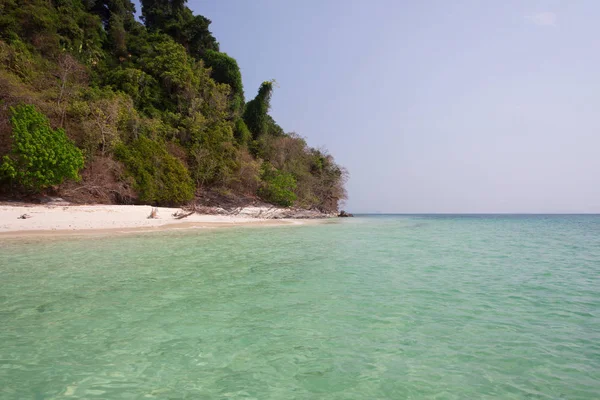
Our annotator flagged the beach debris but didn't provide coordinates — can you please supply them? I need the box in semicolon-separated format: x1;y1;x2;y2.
18;213;32;219
147;207;159;219
172;210;195;219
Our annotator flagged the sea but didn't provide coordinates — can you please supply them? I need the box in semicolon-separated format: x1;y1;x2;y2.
1;215;599;399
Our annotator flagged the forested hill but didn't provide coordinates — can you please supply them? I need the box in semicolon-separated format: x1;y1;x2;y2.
0;0;347;212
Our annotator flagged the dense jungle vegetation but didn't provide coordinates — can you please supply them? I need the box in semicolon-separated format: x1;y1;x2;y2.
0;0;347;211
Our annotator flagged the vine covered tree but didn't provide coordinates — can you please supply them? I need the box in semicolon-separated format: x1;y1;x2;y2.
243;80;275;140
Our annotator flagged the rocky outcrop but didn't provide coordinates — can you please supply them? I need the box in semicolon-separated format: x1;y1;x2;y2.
338;210;354;217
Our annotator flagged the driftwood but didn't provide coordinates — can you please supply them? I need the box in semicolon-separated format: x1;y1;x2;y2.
172;210;195;220
180;200;335;220
147;207;158;219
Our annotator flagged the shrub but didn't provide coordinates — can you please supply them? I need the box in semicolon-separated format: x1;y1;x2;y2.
115;136;194;205
258;163;297;207
0;104;84;191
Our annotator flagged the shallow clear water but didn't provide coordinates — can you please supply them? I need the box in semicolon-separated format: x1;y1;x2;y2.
1;215;599;399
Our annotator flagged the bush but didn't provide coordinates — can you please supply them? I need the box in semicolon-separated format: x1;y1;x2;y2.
0;104;84;191
115;136;194;205
258;163;297;207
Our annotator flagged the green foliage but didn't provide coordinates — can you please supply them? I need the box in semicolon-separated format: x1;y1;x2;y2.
233;118;251;145
188;121;237;186
266;114;284;137
258;133;347;212
202;49;244;111
89;0;137;27
0;105;84;191
182;14;219;57
0;0;60;55
243;80;274;140
0;0;105;62
0;39;47;83
105;67;160;112
115;136;194;205
258;163;297;207
70;91;138;156
141;0;218;57
108;13;128;57
142;35;195;95
0;0;347;211
229;148;261;194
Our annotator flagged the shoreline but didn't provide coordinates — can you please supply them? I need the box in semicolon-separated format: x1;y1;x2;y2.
0;203;328;238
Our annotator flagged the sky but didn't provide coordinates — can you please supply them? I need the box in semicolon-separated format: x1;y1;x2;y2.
160;0;599;213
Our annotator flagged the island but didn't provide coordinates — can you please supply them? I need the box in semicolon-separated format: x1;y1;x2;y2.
0;0;348;231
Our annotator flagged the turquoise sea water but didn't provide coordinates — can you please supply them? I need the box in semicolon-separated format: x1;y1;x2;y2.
1;215;599;399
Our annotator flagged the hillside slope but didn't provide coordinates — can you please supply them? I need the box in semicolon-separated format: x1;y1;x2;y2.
0;0;347;212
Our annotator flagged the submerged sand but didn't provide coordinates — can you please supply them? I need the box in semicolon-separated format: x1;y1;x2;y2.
0;204;313;237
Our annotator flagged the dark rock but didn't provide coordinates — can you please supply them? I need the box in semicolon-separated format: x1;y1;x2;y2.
338;210;354;218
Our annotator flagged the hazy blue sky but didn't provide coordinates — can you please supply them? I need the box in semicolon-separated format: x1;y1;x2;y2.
172;1;598;212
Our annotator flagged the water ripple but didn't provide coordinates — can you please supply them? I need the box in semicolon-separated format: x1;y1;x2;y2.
1;215;599;398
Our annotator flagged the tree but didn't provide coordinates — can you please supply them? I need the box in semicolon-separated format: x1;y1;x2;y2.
183;14;219;58
83;98;121;155
115;136;194;205
88;0;136;57
140;0;218;57
258;163;297;207
202;49;244;112
105;67;160;112
188;121;237;187
88;0;137;28
0;0;348;211
233;118;251;145
0;105;84;191
243;80;274;139
56;53;87;126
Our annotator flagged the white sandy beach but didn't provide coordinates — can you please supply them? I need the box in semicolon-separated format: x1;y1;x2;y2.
0;204;308;236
